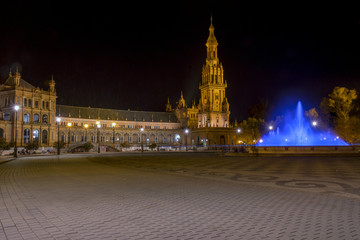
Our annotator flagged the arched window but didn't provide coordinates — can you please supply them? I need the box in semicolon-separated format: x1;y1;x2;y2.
0;128;4;138
4;112;10;121
24;129;30;143
42;130;47;144
24;113;30;123
33;129;39;143
34;114;39;123
42;115;48;123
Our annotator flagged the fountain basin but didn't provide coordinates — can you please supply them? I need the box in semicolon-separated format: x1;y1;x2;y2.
257;101;348;147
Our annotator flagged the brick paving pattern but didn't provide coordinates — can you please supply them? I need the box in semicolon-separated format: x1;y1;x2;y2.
0;153;359;239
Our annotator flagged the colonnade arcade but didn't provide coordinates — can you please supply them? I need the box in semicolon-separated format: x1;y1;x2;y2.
58;126;180;145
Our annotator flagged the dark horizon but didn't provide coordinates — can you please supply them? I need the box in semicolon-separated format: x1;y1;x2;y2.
1;1;360;122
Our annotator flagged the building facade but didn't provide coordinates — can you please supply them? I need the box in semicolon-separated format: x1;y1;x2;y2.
0;18;237;150
172;17;235;146
0;69;57;147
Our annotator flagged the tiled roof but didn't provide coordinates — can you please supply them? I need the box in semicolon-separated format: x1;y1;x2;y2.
2;76;36;89
57;105;179;123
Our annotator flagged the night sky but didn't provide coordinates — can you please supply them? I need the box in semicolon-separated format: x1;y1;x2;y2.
1;1;360;121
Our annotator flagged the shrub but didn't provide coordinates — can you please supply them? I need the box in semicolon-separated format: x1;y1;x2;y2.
25;142;39;151
0;138;10;150
120;142;130;148
53;141;65;150
149;143;157;151
83;142;93;152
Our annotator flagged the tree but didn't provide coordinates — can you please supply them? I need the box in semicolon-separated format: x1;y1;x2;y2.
327;87;357;122
149;143;157;151
82;142;93;152
247;98;271;120
321;86;359;143
0;138;10;151
53;141;65;151
25;142;39;151
120;142;130;149
305;108;326;130
238;117;265;145
339;116;360;144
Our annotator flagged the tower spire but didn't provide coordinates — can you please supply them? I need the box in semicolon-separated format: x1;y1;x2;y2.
206;15;218;67
165;97;172;112
177;91;186;109
49;74;56;92
199;16;229;128
14;66;21;86
206;15;217;48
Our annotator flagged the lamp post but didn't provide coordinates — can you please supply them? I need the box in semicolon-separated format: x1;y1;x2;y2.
140;127;144;152
96;121;101;153
56;117;61;155
185;129;189;151
67;122;72;147
84;124;89;142
14;105;19;157
236;128;241;151
112;122;116;147
236;128;241;145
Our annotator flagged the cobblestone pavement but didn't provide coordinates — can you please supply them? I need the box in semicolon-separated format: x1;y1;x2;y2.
0;153;359;240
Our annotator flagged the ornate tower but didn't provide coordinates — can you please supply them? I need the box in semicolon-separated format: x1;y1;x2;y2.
49;75;56;93
198;17;230;128
14;67;21;86
165;97;172;112
177;91;186;109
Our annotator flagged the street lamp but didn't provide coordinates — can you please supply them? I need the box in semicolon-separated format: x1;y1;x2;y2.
96;121;101;153
56;117;61;155
236;128;241;147
14;105;19;157
112;122;116;147
312;121;317;127
84;124;89;142
140;127;144;152
269;125;273;130
185;129;189;151
67;122;72;146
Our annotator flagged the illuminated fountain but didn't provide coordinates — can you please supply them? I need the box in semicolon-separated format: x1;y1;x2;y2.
257;101;348;146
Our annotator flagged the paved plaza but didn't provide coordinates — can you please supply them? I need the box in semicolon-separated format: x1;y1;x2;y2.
0;152;359;240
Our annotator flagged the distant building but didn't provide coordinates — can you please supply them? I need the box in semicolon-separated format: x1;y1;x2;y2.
172;17;235;146
0;68;57;146
0;17;237;150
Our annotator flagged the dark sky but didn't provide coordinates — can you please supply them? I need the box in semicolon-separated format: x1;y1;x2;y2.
1;1;360;121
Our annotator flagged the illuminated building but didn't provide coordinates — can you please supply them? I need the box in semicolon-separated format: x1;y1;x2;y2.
0;17;237;150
